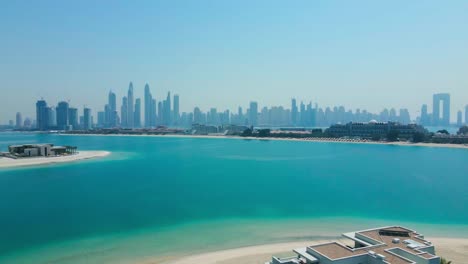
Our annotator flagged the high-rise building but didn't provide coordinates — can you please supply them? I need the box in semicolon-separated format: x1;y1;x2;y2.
134;98;141;128
121;96;128;127
97;111;105;127
173;94;180;125
164;92;171;125
249;101;258;126
158;101;163;124
433;93;450;126
291;98;297;126
457;110;463;127
151;98;157;126
68;108;78;130
16;112;22;128
48;107;56;127
144;84;153;127
465;105;468;125
108;90;117;127
127;82;134;128
420;104;429;126
36;100;49;130
56;101;69;130
193;107;203;124
83;108;92;130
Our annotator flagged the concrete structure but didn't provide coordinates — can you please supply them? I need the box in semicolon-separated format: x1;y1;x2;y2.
134;98;141;128
249;101;258;126
68;108;78;130
268;226;440;264
144;84;154;128
83;108;92;130
127;82;135;128
326;122;427;140
173;94;180;126
432;93;450;126
457;110;462;127
8;144;77;157
36;100;49;130
15;112;22;128
56;101;69;130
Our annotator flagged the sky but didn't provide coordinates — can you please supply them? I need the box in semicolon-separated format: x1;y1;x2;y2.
1;0;468;124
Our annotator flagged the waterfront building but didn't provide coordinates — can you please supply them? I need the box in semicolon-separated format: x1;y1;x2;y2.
249;101;258;126
127;82;134;128
268;226;440;264
68;108;78;130
432;93;450;126
83;108;92;130
36;100;49;130
134;98;141;128
8;144;77;157
15;112;22;128
326;121;427;139
56;101;69;130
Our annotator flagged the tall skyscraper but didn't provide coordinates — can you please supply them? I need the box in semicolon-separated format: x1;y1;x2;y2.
291;98;297;126
36;100;49;130
457;110;462;127
158;101;163;124
83;108;92;130
465;105;468;125
432;93;450;126
144;84;153;127
151;98;157;126
249;101;258;126
121;96;128;127
16;112;22;128
164;92;171;125
56;101;69;130
173;94;180;125
420;104;429;126
97;111;105;127
68;108;78;130
134;98;141;128
108;90;117;127
48;107;56;127
127;82;134;128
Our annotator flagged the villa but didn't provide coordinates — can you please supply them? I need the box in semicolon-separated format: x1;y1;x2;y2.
267;226;440;264
7;143;78;158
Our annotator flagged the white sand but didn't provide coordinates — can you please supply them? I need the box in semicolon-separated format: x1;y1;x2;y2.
139;237;468;264
0;151;110;168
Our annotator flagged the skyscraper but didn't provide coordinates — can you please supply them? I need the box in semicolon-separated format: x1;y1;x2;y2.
48;107;56;127
164;92;171;125
457;110;462;127
291;98;297;126
108;90;117;127
432;93;450;126
68;108;78;130
134;98;141;128
56;101;69;130
173;94;180;125
127;82;134;128
83;108;92;130
249;101;258;126
420;104;429;126
121;96;128;127
144;84;153;127
36;100;49;130
465;105;468;125
16;112;22;128
151;98;157;126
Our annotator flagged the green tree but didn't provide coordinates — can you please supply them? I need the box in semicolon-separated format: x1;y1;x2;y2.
257;129;271;137
386;130;399;142
458;125;468;135
412;132;426;143
437;129;449;135
241;128;253;137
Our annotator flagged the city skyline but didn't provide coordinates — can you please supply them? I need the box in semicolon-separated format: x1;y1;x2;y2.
2;1;468;123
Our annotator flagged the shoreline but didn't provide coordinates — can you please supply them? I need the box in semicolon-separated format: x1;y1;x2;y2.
58;133;468;150
141;237;468;264
0;150;111;169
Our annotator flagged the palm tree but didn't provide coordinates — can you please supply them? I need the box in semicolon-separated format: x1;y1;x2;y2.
440;257;452;264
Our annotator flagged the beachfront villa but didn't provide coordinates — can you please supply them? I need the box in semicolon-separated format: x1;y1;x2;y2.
267;226;440;264
7;143;78;158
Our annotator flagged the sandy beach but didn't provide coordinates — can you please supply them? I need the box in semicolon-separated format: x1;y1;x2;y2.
140;237;468;264
0;151;110;168
60;133;468;150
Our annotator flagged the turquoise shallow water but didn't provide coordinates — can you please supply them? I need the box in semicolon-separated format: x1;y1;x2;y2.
0;132;467;263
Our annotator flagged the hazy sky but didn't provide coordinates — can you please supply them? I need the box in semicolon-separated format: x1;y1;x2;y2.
1;0;468;124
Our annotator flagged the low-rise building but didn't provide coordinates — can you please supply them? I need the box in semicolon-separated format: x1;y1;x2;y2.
8;144;77;157
326;121;427;139
268;226;439;264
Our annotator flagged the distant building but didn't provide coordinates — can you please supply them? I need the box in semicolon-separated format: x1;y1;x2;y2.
83;108;92;130
15;112;22;128
173;94;180;125
249;101;258;126
432;93;450;126
134;98;141;128
457;110;462;127
420;104;430;126
68;108;78;130
191;124;218;135
465;105;468;125
268;226;440;264
36;100;49;130
326;121;427;139
127;82;134;128
291;98;298;126
144;84;153;128
121;96;128;127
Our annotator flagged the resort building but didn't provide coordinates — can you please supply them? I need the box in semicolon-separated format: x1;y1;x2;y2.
268;226;440;264
326;121;427;139
8;144;78;158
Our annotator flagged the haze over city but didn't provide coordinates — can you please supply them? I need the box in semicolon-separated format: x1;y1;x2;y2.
1;1;468;124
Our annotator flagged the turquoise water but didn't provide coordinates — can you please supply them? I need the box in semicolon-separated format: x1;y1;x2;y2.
0;132;467;263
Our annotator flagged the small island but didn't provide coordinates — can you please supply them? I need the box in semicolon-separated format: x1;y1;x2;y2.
0;143;110;168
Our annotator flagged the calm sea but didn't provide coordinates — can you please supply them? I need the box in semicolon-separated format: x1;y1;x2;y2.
0;132;467;263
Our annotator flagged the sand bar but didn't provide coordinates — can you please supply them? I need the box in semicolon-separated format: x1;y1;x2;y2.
140;237;468;264
0;151;110;169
